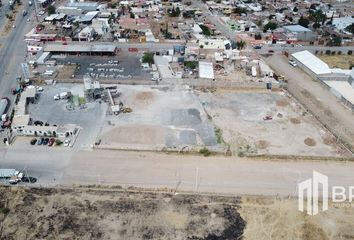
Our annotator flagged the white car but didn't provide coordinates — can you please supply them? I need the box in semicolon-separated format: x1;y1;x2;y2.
63;139;70;147
289;60;297;67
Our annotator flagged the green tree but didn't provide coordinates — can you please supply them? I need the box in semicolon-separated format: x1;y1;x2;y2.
328;36;342;46
345;23;354;35
298;16;310;28
200;25;213;36
310;10;326;26
142;52;154;64
47;5;56;15
263;22;277;32
236;40;246;50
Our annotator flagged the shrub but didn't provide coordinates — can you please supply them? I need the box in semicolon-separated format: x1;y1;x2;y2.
325;50;331;55
199;147;211;157
348;50;353;55
337;51;342;55
0;207;10;215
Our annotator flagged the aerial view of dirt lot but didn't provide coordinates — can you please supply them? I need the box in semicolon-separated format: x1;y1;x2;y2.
0;186;353;240
198;89;347;156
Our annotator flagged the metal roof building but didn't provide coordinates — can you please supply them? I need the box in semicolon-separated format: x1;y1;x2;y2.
291;50;332;77
199;61;214;79
44;44;117;55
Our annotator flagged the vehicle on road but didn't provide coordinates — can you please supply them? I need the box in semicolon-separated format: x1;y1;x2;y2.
30;138;37;145
268;50;274;53
253;45;262;49
28;0;32;5
0;169;16;179
22;10;27;16
9;171;24;184
27;18;30;22
64;139;70;147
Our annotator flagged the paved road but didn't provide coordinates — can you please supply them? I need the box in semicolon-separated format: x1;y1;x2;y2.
2;140;354;196
0;3;33;99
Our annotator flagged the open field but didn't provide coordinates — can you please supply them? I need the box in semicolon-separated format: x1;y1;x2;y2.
0;186;353;240
0;186;245;240
240;196;354;240
198;89;345;156
317;54;354;69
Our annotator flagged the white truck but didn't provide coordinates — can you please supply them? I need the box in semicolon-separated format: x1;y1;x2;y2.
54;91;71;100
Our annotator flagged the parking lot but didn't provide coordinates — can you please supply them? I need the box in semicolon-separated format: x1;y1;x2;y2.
27;83;108;148
54;52;152;80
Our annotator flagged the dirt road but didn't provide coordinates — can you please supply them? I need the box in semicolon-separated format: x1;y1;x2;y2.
59;149;354;196
264;54;354;153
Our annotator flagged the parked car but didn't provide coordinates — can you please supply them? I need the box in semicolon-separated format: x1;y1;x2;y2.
253;45;262;49
289;60;297;67
48;138;55;146
34;120;43;126
37;137;44;145
43;138;49;145
30;138;37;145
63;139;70;147
268;50;274;53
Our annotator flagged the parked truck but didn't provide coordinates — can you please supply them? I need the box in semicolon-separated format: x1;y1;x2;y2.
54;91;71;100
0;169;16;178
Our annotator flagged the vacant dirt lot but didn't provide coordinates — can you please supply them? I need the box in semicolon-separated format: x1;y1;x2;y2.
0;186;245;240
99;85;219;151
265;55;354;154
240;196;354;240
0;187;353;240
317;54;354;69
198;89;345;156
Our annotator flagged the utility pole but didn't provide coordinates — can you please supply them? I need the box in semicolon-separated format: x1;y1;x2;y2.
194;167;199;192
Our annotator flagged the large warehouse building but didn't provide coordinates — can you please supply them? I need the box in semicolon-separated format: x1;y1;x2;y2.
44;44;118;56
291;50;354;111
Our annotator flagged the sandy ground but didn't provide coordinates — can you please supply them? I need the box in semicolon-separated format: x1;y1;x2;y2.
240;196;354;240
198;89;344;156
265;55;354;153
98;85;218;151
0;186;353;240
318;54;354;69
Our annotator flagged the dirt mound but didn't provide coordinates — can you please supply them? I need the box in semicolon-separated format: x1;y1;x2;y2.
323;135;336;146
304;137;316;146
256;140;270;149
135;91;154;102
290;118;301;124
276;99;289;107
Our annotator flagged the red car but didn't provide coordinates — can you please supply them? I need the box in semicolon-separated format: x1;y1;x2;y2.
48;138;55;147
